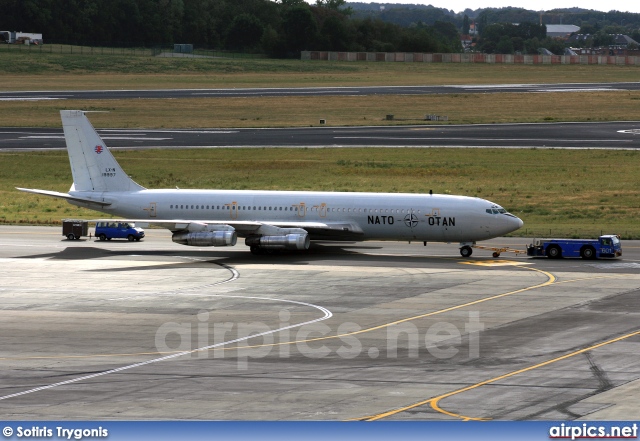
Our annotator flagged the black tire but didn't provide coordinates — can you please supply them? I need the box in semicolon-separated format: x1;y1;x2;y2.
492;252;500;258
546;245;562;259
67;233;75;240
127;235;135;242
99;234;107;241
580;246;596;260
135;237;141;241
460;246;473;258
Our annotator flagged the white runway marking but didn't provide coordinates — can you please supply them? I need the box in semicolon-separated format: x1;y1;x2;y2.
107;256;240;301
0;258;333;402
21;136;172;141
541;88;613;92
0;97;64;101
192;90;356;96
587;262;640;269
100;130;238;134
334;136;628;143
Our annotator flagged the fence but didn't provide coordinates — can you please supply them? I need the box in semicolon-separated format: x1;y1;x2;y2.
302;51;640;66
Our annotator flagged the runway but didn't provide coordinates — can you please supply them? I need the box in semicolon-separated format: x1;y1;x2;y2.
1;82;640;101
2;121;640;150
1;226;639;420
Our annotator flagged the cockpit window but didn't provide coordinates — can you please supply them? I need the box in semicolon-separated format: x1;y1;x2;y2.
486;208;508;215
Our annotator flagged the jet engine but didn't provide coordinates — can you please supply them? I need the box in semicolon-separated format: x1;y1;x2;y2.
245;233;310;251
172;225;237;247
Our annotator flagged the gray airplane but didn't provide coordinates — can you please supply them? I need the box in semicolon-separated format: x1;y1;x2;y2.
18;110;523;256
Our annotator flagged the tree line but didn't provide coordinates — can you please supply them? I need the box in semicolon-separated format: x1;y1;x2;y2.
351;4;640;54
350;4;640;36
473;7;640;31
475;22;564;55
3;0;638;57
0;0;461;56
475;21;640;55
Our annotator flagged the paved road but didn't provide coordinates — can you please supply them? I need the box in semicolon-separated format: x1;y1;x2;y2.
2;121;640;150
1;228;639;420
2;82;640;101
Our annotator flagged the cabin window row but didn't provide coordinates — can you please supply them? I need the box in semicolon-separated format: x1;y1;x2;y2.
168;204;421;214
169;205;296;211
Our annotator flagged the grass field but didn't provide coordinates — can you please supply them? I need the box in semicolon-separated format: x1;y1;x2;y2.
3;91;640;128
3;148;639;238
3;51;640;128
2;51;640;90
2;52;639;237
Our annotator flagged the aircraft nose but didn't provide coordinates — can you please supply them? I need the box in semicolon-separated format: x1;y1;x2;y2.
502;213;523;234
515;216;524;229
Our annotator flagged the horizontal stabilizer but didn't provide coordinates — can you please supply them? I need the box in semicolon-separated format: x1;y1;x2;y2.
16;187;112;207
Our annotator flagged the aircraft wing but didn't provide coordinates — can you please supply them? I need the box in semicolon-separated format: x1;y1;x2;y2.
267;220;364;240
16;188;112;207
87;218;364;239
280;221;364;240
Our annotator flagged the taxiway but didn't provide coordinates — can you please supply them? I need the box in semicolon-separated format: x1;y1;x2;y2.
1;121;640;150
1;226;639;420
1;82;640;101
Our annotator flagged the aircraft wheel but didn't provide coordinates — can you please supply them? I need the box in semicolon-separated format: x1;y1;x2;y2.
492;252;500;258
460;246;473;258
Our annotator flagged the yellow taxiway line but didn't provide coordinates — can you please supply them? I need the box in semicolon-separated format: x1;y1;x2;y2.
359;328;640;421
1;263;554;361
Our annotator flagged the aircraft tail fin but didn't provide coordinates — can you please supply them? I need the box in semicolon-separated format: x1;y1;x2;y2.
61;110;145;192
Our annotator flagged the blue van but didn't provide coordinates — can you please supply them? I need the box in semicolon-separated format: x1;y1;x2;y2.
95;222;145;242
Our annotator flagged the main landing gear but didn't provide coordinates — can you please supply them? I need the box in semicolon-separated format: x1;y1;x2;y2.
459;244;473;258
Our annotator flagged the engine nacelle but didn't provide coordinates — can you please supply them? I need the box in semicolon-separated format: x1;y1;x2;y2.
172;231;237;247
245;233;310;250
